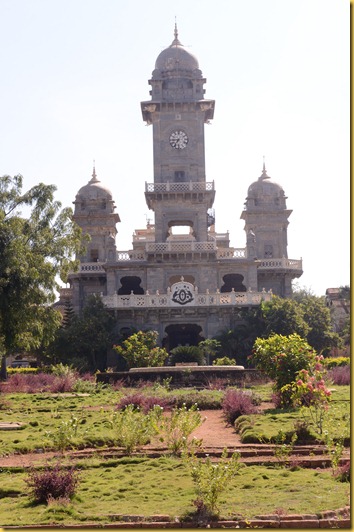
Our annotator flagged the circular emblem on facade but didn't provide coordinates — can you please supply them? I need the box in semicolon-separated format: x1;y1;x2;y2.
171;282;194;305
169;130;189;150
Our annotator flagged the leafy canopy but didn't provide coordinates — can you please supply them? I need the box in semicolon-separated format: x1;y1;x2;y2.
0;175;85;355
114;330;169;368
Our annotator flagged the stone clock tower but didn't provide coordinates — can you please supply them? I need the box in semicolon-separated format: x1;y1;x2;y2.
141;25;215;244
66;26;303;356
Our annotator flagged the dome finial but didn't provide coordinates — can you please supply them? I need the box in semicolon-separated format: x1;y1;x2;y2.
90;160;99;183
259;156;269;180
172;18;181;46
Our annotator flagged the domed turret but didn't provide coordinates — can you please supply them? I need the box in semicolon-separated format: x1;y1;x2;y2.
72;166;120;264
245;162;287;211
75;167;113;202
153;25;201;78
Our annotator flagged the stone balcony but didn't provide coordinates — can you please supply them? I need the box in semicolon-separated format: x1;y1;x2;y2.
256;257;303;271
101;286;272;310
144;180;215;209
145;181;214;193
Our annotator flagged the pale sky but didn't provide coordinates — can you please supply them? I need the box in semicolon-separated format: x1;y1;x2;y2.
1;0;350;296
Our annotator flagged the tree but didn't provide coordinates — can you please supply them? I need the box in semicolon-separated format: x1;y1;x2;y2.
114;330;169;368
260;296;310;338
292;288;342;355
0;175;85;375
50;295;116;371
197;339;221;365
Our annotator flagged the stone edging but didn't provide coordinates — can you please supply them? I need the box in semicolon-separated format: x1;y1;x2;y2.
4;506;350;529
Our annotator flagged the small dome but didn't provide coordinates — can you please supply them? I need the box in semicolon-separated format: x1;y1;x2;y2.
248;164;284;196
245;163;286;209
154;26;199;75
76;169;113;201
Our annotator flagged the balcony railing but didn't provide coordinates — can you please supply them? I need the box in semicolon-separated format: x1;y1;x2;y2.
146;241;217;253
145;181;215;193
257;258;303;270
101;288;272;310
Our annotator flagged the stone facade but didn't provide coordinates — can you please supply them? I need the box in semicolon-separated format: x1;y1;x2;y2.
65;26;303;351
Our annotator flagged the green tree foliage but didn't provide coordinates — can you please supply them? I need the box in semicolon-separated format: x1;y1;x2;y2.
0;175;84;360
292;288;342;355
250;333;317;391
197;339;221;365
261;296;310;338
51;295;116;371
114;330;169;368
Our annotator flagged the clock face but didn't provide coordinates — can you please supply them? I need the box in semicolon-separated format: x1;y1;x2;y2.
169;130;189;149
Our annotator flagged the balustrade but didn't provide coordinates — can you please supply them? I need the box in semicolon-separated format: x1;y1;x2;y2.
101;289;271;309
145;181;214;193
257;257;303;270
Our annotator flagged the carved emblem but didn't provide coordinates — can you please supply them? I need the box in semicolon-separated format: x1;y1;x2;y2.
171;282;194;305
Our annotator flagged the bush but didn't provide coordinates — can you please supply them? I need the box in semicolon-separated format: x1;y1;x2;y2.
322;357;350;369
170;345;205;365
334;460;350;482
221;389;258;425
116;393;172;413
0;373;76;393
250;333;317;392
113;330;169;368
212;356;236;366
172;391;222;410
328;365;350;386
25;463;80;503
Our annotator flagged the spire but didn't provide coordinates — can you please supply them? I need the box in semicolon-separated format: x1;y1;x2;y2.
259;156;270;180
90;160;99;183
172;18;182;46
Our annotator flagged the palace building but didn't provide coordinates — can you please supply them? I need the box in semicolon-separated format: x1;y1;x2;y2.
64;26;303;352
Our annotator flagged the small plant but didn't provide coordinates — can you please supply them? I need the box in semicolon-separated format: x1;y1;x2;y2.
273;429;298;466
159;403;204;455
334;460;350;482
46;412;86;452
213;356;236;366
221;389;258;425
184;448;241;518
25;463;80;504
110;404;163;454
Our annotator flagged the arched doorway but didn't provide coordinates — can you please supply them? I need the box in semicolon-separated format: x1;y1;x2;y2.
164;324;204;351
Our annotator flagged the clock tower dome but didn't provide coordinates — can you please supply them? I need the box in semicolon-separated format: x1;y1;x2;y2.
141;25;215;243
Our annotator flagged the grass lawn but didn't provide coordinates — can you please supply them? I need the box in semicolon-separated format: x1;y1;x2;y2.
0;381;350;525
0;457;350;525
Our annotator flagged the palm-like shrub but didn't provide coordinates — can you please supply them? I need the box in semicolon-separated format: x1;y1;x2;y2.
169;345;205;365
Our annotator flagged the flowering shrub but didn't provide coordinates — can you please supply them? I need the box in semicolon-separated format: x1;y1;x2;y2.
221;389;258;425
289;357;332;436
25;463;80;503
250;334;317;402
